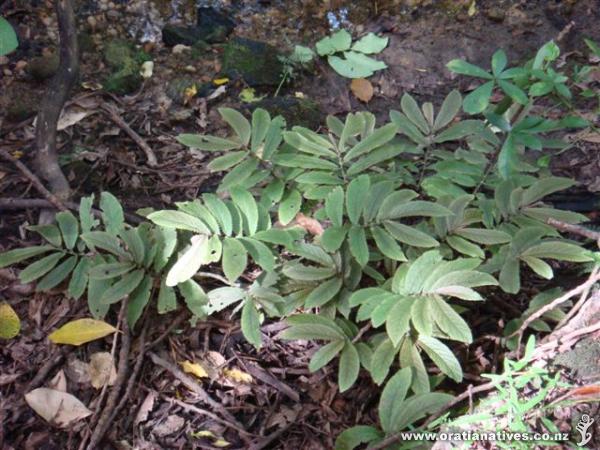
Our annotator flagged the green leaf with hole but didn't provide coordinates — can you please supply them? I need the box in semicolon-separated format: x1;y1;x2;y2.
222;237;248;283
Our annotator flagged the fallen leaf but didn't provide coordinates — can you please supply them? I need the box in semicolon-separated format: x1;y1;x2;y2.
214;439;231;447
213;77;229;86
580;132;600;144
134;390;156;425
48;319;117;346
181;360;209;379
25;388;92;427
191;430;216;438
65;358;91;384
153;414;185;437
350;78;374;102
88;352;117;389
48;370;67;392
0;302;20;339
57;108;93;131
223;368;253;384
295;213;324;236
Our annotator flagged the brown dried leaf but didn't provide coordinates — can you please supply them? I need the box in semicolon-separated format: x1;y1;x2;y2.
88;352;117;389
295;213;324;236
134;390;156;425
48;370;67;392
25;388;92;428
350;78;374;103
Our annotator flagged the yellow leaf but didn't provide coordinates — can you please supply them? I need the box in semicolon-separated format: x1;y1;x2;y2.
49;319;117;346
181;360;209;379
223;368;253;383
350;78;374;103
468;0;477;16
190;430;216;438
0;302;20;339
213;77;229;86
12;150;23;159
239;87;265;103
183;84;198;104
214;439;231;447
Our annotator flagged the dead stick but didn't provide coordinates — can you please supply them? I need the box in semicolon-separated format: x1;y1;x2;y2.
148;351;244;428
86;307;131;450
0;150;67;211
100;104;158;166
35;0;79;202
507;269;600;342
0;198;142;224
546;217;600;242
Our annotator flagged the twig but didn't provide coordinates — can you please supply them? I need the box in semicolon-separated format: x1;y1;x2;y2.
0;198;142;224
86;305;131;450
506;269;600;344
148;351;245;429
546;218;600;242
554;266;599;332
110;318;148;425
248;422;294;450
164;397;252;437
34;0;79;202
369;381;496;450
533;321;600;361
0;149;67;211
100;104;158;167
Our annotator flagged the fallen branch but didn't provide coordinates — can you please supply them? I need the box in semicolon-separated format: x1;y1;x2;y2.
86;307;131;450
0;150;67;211
546;217;600;243
507;268;600;344
34;0;79;202
148;351;244;429
101;104;158;167
0;198;142;224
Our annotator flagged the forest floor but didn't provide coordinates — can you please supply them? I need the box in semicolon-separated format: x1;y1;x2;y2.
1;0;600;449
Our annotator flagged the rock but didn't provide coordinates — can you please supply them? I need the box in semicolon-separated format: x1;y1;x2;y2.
104;39;135;69
221;38;283;87
4;82;40;121
162;6;234;47
165;76;198;105
103;67;142;95
252;96;322;129
26;53;59;81
485;7;506;23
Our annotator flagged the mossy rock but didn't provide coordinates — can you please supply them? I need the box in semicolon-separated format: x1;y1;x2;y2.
4;82;40;121
221;38;283;87
103;39;150;95
26;53;59;81
166;76;199;105
252;96;322;129
104;65;142;95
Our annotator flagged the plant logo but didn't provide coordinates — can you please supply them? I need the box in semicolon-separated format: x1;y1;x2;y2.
576;414;595;447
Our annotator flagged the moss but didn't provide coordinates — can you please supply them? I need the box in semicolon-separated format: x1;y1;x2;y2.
103;39;150;95
26;53;59;81
221;38;283;87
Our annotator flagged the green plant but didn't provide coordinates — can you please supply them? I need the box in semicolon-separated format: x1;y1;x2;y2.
1;42;594;445
437;336;575;450
0;16;18;56
315;29;389;78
